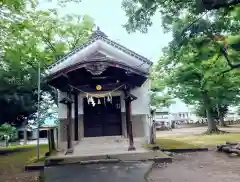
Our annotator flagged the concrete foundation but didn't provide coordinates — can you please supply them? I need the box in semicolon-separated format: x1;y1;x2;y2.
58;113;149;150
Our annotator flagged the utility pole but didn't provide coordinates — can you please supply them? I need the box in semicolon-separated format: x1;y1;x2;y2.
37;61;41;160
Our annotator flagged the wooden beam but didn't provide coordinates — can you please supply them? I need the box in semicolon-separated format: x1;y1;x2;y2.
124;87;136;151
58;73;69;80
47;60;148;83
58;90;74;154
59;97;73;104
66;102;73;154
71;82;128;93
74;93;79;141
125;97;129;136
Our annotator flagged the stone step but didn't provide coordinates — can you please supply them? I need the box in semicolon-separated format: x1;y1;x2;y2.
45;151;172;166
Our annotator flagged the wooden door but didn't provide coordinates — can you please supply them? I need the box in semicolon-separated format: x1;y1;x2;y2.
83;96;122;137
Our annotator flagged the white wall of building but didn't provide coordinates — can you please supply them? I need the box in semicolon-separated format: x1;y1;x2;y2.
225;107;240;121
57;79;151;119
153;105;201;123
155;107;171;123
131;80;151;115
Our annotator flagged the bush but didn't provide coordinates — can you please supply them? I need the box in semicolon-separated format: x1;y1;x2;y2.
0;123;17;141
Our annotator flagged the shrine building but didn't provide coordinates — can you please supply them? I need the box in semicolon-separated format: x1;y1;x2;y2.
47;28;153;153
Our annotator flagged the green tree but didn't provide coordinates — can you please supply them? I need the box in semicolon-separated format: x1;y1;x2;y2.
0;123;17;141
150;66;174;107
35;93;58;126
154;16;240;132
122;0;240;32
0;4;94;126
122;0;240;133
195;104;229;126
122;0;240;70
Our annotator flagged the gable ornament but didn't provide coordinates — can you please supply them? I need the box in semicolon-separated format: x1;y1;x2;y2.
85;63;108;75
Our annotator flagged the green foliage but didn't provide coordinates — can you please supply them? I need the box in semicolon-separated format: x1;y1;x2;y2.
0;123;17;140
124;1;240;131
0;1;94;126
150;92;174;107
161;29;240;130
122;0;240;71
36;93;58;126
195;104;228;119
122;0;240;33
150;65;174;107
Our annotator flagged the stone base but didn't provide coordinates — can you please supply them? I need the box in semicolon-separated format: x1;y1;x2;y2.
46;151;172;166
128;145;136;151
65;148;74;155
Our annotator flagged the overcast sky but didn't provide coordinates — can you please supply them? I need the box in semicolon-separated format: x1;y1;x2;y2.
39;0;189;117
39;0;172;62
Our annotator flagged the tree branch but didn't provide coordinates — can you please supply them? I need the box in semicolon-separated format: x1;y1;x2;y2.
70;37;81;50
180;11;208;37
222;67;234;74
202;0;240;10
41;36;57;53
205;24;240;72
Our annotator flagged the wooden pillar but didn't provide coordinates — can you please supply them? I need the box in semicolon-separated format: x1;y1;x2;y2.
60;91;74;154
47;130;52;154
56;127;59;149
74;93;79;141
124;87;136;151
47;129;56;154
66;102;73;151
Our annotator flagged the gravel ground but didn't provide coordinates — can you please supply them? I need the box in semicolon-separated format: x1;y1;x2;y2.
156;125;240;137
149;151;240;182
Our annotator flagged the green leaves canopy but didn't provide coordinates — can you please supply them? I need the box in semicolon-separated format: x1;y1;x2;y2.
0;1;94;125
122;0;240;131
122;0;240;33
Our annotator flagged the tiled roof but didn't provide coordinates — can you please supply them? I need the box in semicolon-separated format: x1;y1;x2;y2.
48;28;153;70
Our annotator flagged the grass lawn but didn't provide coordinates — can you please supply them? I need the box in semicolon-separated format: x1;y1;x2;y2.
0;144;49;182
154;133;240;149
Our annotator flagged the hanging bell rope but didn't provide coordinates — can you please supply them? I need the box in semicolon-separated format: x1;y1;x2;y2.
69;84;124;106
69;84;124;98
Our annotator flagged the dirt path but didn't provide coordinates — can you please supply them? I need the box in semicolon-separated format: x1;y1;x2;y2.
149;151;240;182
156;125;240;137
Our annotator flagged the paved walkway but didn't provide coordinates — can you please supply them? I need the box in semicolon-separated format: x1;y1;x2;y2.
47;136;171;166
56;137;148;157
44;162;153;182
44;152;240;182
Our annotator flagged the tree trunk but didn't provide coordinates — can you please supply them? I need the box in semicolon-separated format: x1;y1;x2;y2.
206;108;218;132
150;120;156;144
216;104;226;127
23;121;27;145
219;114;226;127
203;92;218;133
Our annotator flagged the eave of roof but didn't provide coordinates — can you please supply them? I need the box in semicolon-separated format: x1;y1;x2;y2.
48;29;153;71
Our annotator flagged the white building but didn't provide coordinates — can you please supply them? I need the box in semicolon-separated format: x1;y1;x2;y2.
17;124;57;140
47;28;153;152
154;100;202;124
154;107;172;126
225;107;240;121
